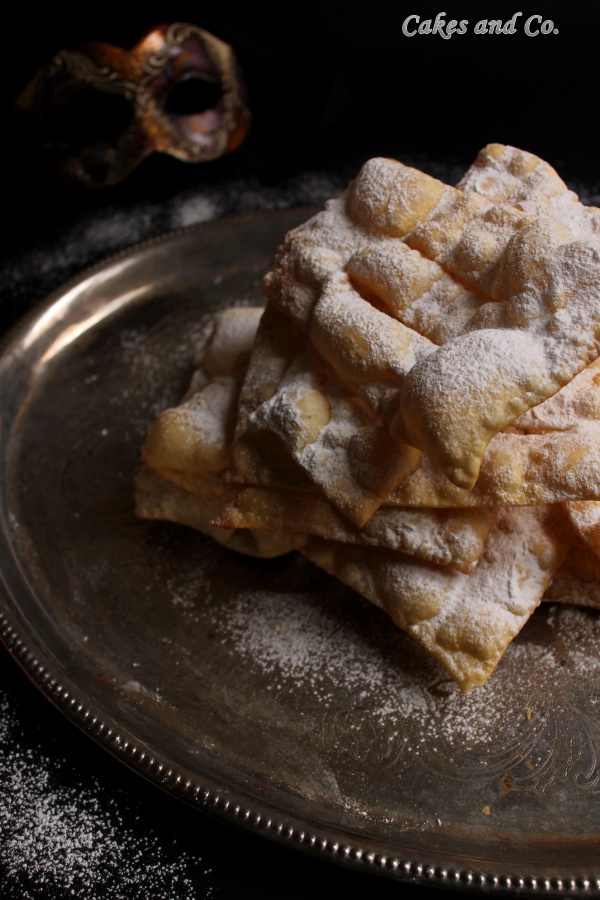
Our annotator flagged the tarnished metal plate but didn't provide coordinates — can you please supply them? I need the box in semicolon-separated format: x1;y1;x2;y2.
0;209;599;893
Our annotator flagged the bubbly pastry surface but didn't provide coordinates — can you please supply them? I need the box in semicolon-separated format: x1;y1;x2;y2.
263;148;600;490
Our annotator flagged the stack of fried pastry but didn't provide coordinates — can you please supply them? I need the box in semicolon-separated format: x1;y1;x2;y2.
136;144;600;691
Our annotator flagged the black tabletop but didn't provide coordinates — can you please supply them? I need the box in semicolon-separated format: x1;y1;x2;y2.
1;4;599;896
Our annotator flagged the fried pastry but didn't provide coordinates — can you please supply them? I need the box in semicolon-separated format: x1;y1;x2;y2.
215;487;498;574
386;423;600;508
301;506;571;692
264;151;600;492
142;304;266;496
389;357;600;508
137;143;600;691
136;466;305;558
240;341;420;525
457;143;573;206
139;304;303;558
230;304;316;492
459;143;600;247
543;532;600;609
564;500;600;561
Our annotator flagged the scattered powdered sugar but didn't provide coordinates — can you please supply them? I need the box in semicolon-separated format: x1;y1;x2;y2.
421;614;600;747
166;169;351;234
171;194;221;228
207;575;600;757
0;690;214;899
213;587;431;723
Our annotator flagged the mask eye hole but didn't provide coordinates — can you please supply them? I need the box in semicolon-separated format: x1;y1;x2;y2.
163;76;224;116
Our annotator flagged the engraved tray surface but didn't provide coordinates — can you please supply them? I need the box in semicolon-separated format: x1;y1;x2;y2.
1;209;599;894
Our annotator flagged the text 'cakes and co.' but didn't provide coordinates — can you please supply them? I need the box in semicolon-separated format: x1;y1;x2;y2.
402;12;558;38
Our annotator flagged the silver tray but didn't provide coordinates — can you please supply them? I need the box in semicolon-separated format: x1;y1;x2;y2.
1;209;600;895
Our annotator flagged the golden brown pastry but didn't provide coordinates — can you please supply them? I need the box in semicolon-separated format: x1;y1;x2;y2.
137;144;600;691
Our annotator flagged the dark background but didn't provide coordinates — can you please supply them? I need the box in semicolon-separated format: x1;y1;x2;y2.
1;3;598;897
2;0;596;171
3;0;598;269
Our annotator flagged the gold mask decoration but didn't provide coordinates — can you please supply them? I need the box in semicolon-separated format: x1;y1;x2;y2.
17;23;250;187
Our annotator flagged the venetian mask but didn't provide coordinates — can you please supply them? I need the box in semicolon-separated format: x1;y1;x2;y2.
17;23;250;187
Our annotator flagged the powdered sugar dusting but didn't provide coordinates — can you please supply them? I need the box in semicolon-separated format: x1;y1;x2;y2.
261;150;600;495
0;689;214;898
205;574;600;755
212;587;431;723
